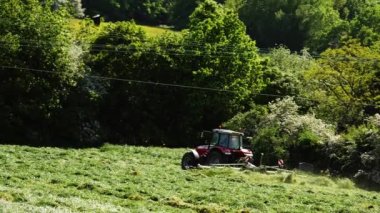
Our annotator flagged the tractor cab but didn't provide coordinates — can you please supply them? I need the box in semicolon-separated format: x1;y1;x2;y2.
210;129;243;149
196;129;245;156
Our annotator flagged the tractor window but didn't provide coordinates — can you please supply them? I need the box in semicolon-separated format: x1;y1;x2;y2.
210;133;219;146
219;134;229;147
229;135;241;149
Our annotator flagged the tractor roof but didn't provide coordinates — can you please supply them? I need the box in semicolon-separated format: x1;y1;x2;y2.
212;129;244;135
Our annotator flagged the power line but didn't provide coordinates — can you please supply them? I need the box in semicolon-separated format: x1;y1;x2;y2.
0;41;265;58
0;43;248;58
0;65;299;98
0;65;234;93
0;38;261;53
1;41;379;62
0;65;304;99
1;65;378;107
1;38;379;61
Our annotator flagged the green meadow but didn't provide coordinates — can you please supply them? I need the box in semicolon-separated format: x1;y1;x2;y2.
69;18;175;38
0;144;379;212
139;25;175;37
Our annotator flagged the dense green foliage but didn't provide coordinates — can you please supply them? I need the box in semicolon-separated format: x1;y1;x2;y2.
225;98;336;167
255;47;314;104
1;144;379;212
0;0;85;145
306;40;380;129
82;0;176;25
0;0;380;186
331;0;380;48
86;0;264;146
327;114;380;183
238;0;341;50
68;1;380;50
80;0;226;27
54;0;85;18
182;0;264;132
231;0;380;51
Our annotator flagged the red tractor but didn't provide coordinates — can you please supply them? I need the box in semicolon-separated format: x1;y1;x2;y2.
181;129;253;169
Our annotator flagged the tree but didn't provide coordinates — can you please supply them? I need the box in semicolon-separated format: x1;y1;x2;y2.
182;0;265;131
141;0;176;24
171;0;226;29
349;3;380;46
87;0;265;147
171;0;199;29
305;40;380;130
82;0;175;25
224;0;245;12
238;0;341;51
53;0;85;18
88;22;151;144
0;0;84;145
223;104;268;137
82;0;125;20
318;0;380;50
256;47;315;105
89;21;192;146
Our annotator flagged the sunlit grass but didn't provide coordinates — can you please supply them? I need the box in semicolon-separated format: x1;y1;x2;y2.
0;144;379;212
139;25;175;37
68;18;83;32
68;19;176;39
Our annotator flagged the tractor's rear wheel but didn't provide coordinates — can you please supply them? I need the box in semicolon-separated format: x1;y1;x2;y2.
207;150;224;165
181;152;197;170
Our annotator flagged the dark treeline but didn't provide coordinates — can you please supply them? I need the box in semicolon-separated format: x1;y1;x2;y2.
0;0;263;147
81;0;379;51
81;0;225;27
0;0;379;186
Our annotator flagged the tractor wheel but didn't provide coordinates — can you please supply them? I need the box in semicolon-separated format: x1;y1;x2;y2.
181;152;197;170
207;150;224;165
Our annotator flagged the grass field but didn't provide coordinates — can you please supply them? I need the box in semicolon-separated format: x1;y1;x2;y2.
68;19;175;38
139;25;175;37
0;144;379;212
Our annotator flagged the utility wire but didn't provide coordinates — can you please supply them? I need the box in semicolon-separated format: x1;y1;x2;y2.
0;65;298;97
0;38;262;52
0;42;271;58
0;41;379;61
0;65;234;93
1;65;378;107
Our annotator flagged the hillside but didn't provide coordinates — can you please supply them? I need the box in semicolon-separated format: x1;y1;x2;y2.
69;18;176;38
0;145;379;212
139;25;175;37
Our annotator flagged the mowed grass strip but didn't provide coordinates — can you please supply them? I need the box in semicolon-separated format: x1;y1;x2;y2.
0;144;379;212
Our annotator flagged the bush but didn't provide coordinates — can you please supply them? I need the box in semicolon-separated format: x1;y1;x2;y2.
288;129;326;168
230;97;338;167
327;114;380;186
252;126;287;165
223;104;268;136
